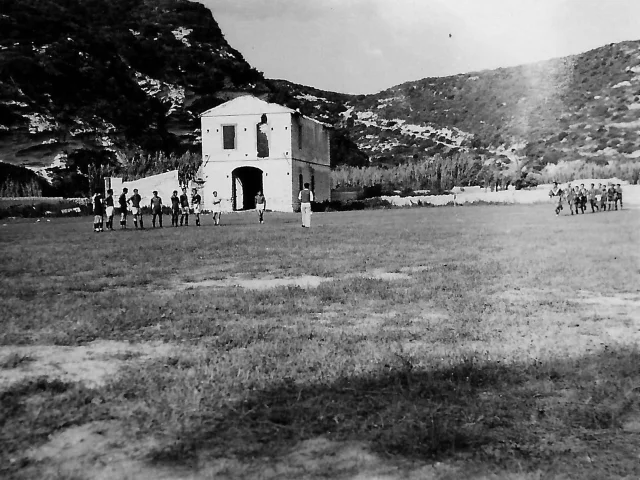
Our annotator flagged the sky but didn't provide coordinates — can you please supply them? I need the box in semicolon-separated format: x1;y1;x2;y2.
196;0;640;94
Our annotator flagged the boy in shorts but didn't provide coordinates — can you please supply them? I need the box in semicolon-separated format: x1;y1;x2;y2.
92;191;104;232
128;188;143;229
211;191;221;226
118;188;129;229
255;190;266;223
104;189;115;230
191;188;202;227
179;187;190;226
170;190;180;227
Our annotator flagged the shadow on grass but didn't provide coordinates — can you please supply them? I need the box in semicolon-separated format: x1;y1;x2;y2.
147;347;640;477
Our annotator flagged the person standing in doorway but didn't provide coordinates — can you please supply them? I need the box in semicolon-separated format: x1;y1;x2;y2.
298;182;313;228
150;191;163;227
179;187;190;226
255;190;266;224
128;188;143;229
211;191;221;226
170;190;180;227
118;188;129;229
191;188;202;227
105;189;115;230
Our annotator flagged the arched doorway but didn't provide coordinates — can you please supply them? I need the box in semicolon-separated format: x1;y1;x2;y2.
231;167;263;211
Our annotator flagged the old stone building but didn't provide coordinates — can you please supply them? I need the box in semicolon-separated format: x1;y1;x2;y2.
199;95;331;212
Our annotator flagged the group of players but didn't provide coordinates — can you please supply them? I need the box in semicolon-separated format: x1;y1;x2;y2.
549;182;623;216
90;186;224;232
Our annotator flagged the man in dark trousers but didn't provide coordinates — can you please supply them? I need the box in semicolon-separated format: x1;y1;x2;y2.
179;187;190;226
118;188;129;229
150;191;163;227
171;190;180;227
298;182;314;228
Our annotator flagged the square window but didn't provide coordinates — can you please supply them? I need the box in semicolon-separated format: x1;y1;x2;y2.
222;125;236;150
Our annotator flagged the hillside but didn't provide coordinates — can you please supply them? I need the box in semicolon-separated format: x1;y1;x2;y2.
1;0;640;194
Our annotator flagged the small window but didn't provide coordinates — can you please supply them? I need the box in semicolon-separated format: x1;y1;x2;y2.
222;125;236;150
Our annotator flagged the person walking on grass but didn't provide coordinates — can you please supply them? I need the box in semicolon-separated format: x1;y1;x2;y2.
211;191;221;226
92;191;104;232
578;184;587;214
616;184;623;210
150;191;163;228
191;188;202;227
179;187;190;226
298;182;313;228
255;190;266;224
565;185;575;215
607;183;616;211
548;182;563;216
118;188;129;229
105;189;115;230
600;184;608;212
128;188;143;229
170;190;180;227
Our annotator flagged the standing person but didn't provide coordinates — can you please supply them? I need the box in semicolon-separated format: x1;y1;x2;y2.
211;191;222;226
191;188;202;227
118;188;129;229
104;189;115;230
548;182;563;216
600;184;607;212
150;191;163;227
298;182;313;228
254;190;266;224
128;188;143;229
616;184;623;210
179;187;190;226
92;191;104;232
578;184;587;214
607;183;616;211
170;190;180;227
588;183;598;213
573;187;582;215
565;184;574;215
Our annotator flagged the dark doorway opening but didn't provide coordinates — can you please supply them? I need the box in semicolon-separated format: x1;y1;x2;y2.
232;166;263;211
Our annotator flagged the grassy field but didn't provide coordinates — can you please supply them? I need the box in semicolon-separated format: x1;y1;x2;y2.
1;205;639;479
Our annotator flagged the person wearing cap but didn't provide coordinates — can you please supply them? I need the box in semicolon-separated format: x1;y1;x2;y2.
150;191;163;227
128;188;143;229
548;181;563;216
298;182;313;228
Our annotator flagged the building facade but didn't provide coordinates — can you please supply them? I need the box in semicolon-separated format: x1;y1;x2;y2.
199;95;331;213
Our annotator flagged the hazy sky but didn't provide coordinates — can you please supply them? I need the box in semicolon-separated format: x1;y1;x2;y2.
196;0;640;94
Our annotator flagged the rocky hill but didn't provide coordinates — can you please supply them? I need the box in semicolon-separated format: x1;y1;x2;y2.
1;0;640;192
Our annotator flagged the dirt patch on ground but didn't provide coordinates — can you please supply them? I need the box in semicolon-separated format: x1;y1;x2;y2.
23;424;464;480
170;268;411;292
0;340;174;391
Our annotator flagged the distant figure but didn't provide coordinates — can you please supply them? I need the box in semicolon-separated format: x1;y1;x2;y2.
92;192;104;232
255;190;266;224
179;187;190;226
616;184;623;209
607;183;616;211
587;183;598;213
170;190;180;227
150;191;163;227
565;185;575;215
118;188;129;229
191;188;202;227
104;189;115;230
128;188;143;229
211;191;221;226
548;182;563;216
298;182;314;228
578;184;587;214
599;184;607;212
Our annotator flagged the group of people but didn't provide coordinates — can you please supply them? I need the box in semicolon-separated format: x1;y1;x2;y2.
549;182;623;216
90;187;272;232
91;187;214;232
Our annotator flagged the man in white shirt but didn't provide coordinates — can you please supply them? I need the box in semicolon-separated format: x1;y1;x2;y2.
298;182;313;228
